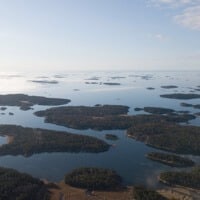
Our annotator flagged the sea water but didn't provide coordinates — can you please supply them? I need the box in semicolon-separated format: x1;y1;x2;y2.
0;71;199;188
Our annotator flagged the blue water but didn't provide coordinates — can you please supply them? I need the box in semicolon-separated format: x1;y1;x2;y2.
0;71;199;188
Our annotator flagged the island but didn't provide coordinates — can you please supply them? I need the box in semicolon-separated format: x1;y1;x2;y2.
34;104;199;155
160;93;200;100
134;107;143;111
181;102;200;109
161;85;178;89
85;81;99;84
146;152;194;167
127;121;200;155
105;134;119;140
159;166;200;189
0;166;49;200
132;186;167;200
143;107;175;114
85;77;100;80
0;94;70;110
0;125;110;156
34;105;133;130
103;82;121;85
64;167;122;190
29;80;59;84
0;106;7;111
146;87;155;90
110;76;126;79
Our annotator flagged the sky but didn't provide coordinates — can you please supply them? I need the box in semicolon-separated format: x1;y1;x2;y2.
0;0;200;72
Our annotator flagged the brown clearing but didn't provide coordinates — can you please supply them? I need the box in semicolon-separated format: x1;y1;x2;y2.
49;181;133;200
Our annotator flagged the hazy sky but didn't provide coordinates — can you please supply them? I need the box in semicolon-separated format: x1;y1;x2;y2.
0;0;200;72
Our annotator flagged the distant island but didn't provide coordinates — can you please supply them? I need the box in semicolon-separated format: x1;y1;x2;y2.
160;93;200;99
161;85;178;89
142;107;175;115
146;87;155;90
0;167;49;200
159;166;200;189
181;102;200;109
0;94;70;110
103;82;121;85
64;167;122;190
29;80;59;84
0;125;110;156
105;134;119;140
146;152;194;167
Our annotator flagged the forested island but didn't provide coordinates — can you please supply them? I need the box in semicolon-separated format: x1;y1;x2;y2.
64;167;122;190
161;85;178;89
0;125;110;156
127;121;200;155
103;82;121;85
0;167;49;200
29;80;59;84
34;104;200;155
0;94;70;110
147;152;194;167
142;107;175;114
181;102;200;109
146;87;155;90
159;166;200;189
34;105;195;130
160;93;200;99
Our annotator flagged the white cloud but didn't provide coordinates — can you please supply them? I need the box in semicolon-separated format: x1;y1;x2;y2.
174;6;200;30
150;0;200;31
151;0;199;7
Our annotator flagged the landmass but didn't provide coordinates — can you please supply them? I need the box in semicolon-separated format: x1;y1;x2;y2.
29;80;59;84
34;105;132;130
0;94;70;110
132;186;167;200
85;81;99;84
146;152;195;167
127;121;200;155
159;166;200;189
34;104;199;155
64;167;122;190
85;77;100;80
143;107;175;114
161;85;178;89
35;105;195;130
50;181;133;200
0;106;7;111
105;134;119;140
110;76;126;79
0;125;110;156
0;165;198;200
181;102;200;109
146;87;155;90
160;93;200;100
103;82;121;85
0;166;49;200
134;107;143;111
